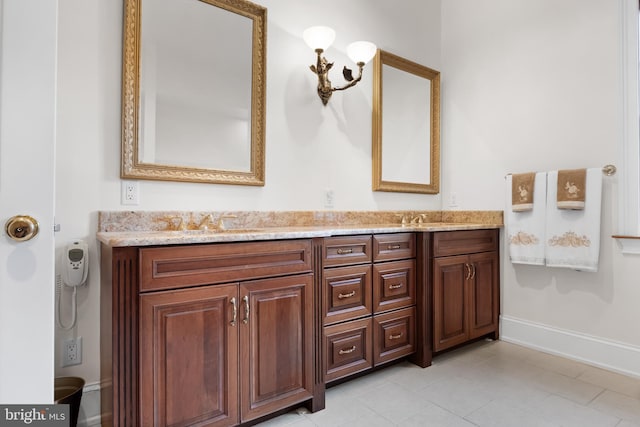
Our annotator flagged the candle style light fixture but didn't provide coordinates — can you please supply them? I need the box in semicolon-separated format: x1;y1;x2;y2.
303;26;377;106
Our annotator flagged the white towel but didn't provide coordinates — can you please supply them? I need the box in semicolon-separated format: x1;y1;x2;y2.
506;172;546;265
545;168;602;272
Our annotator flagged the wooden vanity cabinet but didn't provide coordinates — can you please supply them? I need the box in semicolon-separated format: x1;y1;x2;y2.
432;230;500;353
321;233;417;383
101;239;319;427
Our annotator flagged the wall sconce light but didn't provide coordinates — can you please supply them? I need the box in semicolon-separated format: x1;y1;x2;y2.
303;26;377;106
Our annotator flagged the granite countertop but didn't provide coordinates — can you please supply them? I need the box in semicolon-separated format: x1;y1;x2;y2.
97;210;503;247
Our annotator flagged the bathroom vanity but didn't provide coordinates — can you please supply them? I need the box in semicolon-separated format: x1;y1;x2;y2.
98;211;501;426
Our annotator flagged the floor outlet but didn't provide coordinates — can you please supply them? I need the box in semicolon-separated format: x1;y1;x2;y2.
121;180;140;205
62;336;82;367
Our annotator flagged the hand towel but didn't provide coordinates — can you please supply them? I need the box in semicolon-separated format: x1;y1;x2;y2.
545;168;602;272
512;172;536;212
557;168;586;210
506;172;546;265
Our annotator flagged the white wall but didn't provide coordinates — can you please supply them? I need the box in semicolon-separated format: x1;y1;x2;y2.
441;0;640;375
54;0;442;388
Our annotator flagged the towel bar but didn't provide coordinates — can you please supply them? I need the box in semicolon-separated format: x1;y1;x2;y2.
505;165;617;179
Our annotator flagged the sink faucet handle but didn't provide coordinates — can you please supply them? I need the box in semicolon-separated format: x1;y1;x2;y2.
397;214;410;225
198;214;214;231
157;215;185;231
217;214;238;231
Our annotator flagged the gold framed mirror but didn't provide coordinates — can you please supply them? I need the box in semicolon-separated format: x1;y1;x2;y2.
121;0;266;185
372;50;440;194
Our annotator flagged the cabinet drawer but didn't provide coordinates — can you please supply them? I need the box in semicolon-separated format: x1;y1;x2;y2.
139;240;312;292
324;318;373;383
432;229;498;257
323;265;372;325
373;307;416;366
373;233;415;262
323;235;372;267
373;260;415;313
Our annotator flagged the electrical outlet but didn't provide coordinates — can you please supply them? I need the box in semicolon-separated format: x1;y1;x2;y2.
449;192;459;207
62;337;82;367
324;189;334;209
121;180;139;205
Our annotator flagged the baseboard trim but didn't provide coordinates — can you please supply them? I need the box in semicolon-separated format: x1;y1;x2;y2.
77;381;102;427
500;315;640;379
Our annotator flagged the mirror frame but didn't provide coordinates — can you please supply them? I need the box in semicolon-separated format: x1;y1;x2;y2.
372;49;440;194
121;0;267;185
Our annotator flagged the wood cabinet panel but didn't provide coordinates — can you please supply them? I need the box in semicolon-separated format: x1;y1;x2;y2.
240;274;314;422
324;318;373;383
432;229;498;257
140;240;312;292
468;252;499;340
432;229;500;353
373;233;416;262
433;256;468;352
139;284;239;427
373;307;416;366
323;235;372;267
323;265;372;325
373;260;416;314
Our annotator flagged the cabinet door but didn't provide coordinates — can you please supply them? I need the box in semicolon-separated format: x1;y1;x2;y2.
240;274;314;422
468;251;499;340
433;255;469;352
140;284;239;427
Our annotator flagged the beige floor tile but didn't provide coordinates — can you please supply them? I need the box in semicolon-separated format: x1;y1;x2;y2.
420;374;495;417
403;402;477;427
526;368;605;405
465;398;559;427
524;350;591;378
578;366;640;399
355;381;430;424
589;390;640;424
256;341;639;426
532;394;620;427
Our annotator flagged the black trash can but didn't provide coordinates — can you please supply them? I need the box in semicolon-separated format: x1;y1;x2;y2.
54;377;84;427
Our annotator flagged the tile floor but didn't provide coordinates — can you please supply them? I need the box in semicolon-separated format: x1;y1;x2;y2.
256;340;640;427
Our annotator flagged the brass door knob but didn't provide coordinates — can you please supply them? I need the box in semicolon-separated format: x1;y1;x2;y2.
5;215;39;242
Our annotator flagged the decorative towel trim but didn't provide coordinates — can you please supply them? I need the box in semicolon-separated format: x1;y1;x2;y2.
557;169;586;210
548;231;591;248
509;231;540;245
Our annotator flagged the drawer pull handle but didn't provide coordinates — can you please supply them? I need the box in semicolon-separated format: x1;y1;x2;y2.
465;263;472;280
242;295;250;324
389;333;403;340
338;290;356;299
388;283;403;290
387;244;401;250
230;297;237;327
336;248;353;255
470;264;476;280
339;346;357;355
